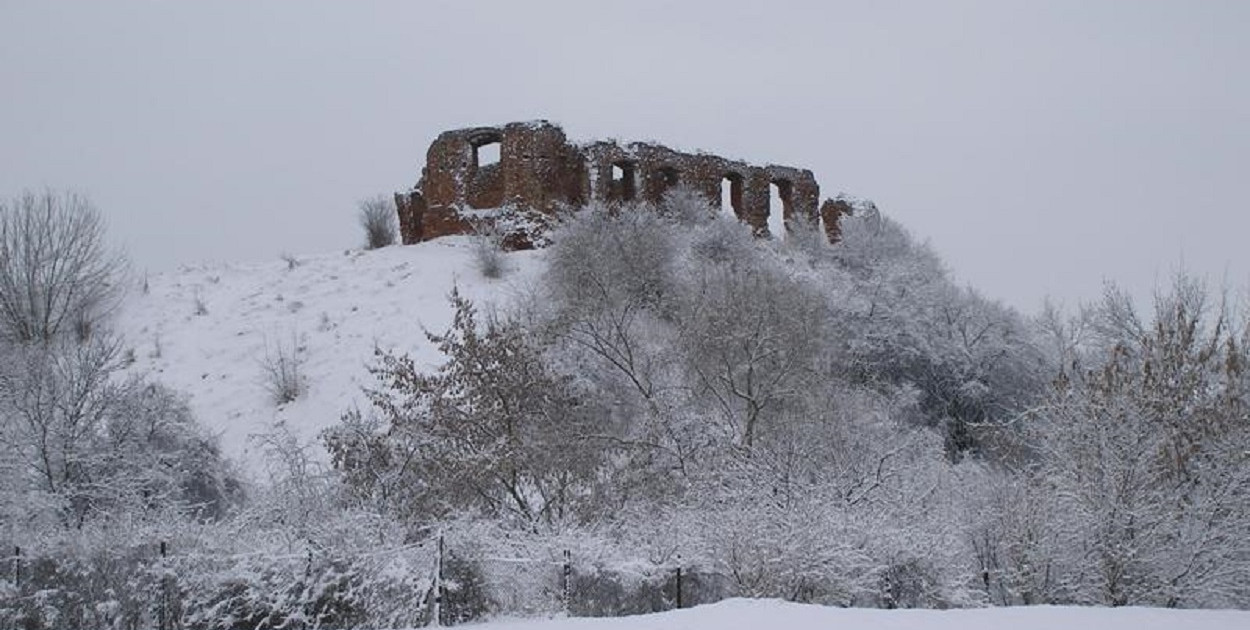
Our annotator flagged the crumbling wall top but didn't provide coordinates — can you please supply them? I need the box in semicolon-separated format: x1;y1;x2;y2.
397;121;849;246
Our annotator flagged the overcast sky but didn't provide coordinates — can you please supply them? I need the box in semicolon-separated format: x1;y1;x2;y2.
1;1;1246;313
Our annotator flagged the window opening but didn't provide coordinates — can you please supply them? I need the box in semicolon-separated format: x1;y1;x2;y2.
612;161;636;201
721;174;743;218
769;180;793;238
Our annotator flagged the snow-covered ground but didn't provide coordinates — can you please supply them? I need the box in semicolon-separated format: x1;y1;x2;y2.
480;598;1246;630
115;237;543;478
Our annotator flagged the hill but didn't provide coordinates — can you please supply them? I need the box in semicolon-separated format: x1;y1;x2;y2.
114;237;542;477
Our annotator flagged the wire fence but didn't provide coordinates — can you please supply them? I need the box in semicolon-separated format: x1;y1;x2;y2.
0;535;733;629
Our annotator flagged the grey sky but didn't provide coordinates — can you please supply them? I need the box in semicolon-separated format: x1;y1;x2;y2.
1;1;1246;313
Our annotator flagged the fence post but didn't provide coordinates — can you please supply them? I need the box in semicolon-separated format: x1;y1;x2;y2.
12;546;19;589
431;529;443;628
562;549;571;613
158;540;168;630
675;565;683;609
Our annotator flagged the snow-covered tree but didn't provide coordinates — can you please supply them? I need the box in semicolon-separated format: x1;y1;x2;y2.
330;288;605;527
826;210;1049;458
0;333;238;528
1011;276;1250;607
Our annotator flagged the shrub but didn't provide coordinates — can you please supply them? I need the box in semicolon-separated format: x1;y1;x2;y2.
470;221;506;279
0;544;162;630
358;196;397;250
658;185;716;226
878;558;946;609
440;550;492;625
260;330;306;405
0;333;241;526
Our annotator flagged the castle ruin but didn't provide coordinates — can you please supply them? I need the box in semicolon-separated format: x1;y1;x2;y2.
395;120;854;246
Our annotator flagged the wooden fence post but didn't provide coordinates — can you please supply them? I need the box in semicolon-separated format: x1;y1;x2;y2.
431;529;443;627
562;549;571;613
675;565;683;609
158;541;169;630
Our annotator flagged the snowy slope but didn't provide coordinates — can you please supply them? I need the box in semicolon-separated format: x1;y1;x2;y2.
479;598;1246;630
114;237;543;479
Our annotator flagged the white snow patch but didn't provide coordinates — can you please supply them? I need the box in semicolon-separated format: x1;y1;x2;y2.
115;237;543;479
478;598;1248;630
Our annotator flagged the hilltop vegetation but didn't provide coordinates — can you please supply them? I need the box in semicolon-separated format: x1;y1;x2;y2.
1;189;1247;628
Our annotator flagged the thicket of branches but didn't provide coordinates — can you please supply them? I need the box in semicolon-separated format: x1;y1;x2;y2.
976;278;1250;607
0;190;127;343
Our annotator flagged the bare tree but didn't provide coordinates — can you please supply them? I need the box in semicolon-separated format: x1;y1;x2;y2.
0;190;128;343
358;195;397;249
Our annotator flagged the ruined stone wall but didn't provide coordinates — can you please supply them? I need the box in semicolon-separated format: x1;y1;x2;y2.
397;120;843;245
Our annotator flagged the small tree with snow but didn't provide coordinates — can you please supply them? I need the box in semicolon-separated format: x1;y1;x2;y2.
332;288;603;526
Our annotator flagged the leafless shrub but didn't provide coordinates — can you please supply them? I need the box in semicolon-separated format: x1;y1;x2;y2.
260;330;307;405
0;189;128;343
660;184;716;226
471;220;507;279
358;195;397;250
281;252;301;270
780;211;831;260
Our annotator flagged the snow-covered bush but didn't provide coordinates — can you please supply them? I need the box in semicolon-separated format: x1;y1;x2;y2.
0;333;241;527
1012;276;1250;607
826;211;1049;458
1;518;439;630
332;288;607;527
545;201;680;317
0;543;163;630
658;185;717;227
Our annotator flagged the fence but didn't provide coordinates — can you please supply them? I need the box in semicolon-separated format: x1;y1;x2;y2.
0;534;734;630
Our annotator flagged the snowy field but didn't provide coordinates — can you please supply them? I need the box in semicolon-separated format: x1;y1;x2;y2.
115;237;542;477
478;598;1248;630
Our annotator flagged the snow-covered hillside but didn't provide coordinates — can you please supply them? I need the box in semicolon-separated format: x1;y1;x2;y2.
115;237;543;478
477;598;1246;630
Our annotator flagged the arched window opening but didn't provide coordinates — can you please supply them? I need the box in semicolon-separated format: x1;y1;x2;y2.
769;180;793;238
721;174;743;218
